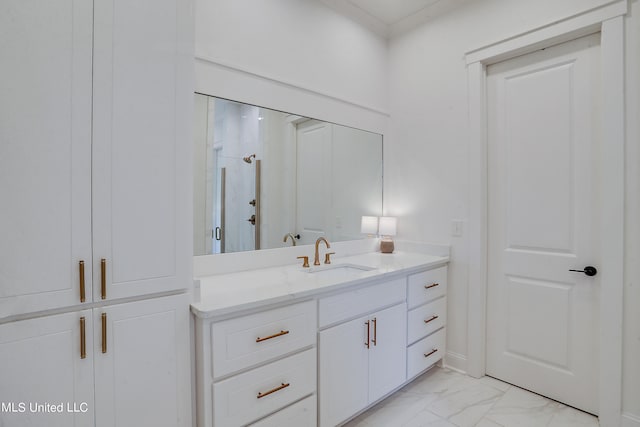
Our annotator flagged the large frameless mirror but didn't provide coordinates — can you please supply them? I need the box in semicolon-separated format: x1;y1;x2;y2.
193;94;383;255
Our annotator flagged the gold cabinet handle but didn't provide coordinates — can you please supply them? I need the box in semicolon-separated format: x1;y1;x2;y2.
79;261;86;303
424;348;438;358
100;259;107;300
365;320;370;349
101;313;107;354
424;315;439;324
371;317;377;346
257;382;290;399
424;283;440;289
80;317;86;359
256;330;289;343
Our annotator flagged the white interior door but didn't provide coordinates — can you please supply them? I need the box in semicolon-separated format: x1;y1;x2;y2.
486;33;601;414
296;120;332;245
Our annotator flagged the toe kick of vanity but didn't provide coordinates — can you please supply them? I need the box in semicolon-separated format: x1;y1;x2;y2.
192;253;448;427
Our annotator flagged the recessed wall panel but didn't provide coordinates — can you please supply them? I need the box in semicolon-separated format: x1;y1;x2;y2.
506;276;571;369
505;63;575;253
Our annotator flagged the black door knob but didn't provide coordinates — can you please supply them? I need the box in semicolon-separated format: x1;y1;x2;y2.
569;266;597;276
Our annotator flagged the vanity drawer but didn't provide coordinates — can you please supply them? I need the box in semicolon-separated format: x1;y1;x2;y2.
407;267;447;309
213;349;316;427
211;300;316;378
250;395;317;427
407;328;445;380
319;278;406;327
407;297;446;345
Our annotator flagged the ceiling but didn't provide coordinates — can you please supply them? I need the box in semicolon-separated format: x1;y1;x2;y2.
319;0;474;38
344;0;443;25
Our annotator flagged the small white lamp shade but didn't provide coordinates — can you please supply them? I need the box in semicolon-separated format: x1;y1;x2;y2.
378;217;397;237
360;216;379;235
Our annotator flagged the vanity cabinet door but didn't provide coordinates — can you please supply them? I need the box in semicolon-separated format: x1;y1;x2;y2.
0;0;93;318
94;294;191;427
0;310;95;427
319;302;407;427
319;314;369;427
368;303;407;403
92;0;192;300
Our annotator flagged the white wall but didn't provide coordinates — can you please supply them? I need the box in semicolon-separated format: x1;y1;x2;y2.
386;0;639;420
623;1;640;422
194;0;389;134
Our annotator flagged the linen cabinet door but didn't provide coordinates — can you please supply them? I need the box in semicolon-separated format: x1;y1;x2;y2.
0;310;94;427
92;0;192;300
94;294;191;427
319;315;369;427
368;303;407;403
0;0;93;317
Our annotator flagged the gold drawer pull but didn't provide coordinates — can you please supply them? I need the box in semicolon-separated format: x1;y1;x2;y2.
100;259;107;300
256;330;289;343
101;313;107;354
372;317;377;346
79;261;86;302
424;315;439;324
424;348;438;358
424;283;439;289
80;317;86;359
365;320;370;349
257;382;290;399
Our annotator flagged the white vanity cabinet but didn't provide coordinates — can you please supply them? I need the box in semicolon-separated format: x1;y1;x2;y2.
91;0;192;301
406;266;448;380
318;278;407;427
0;0;94;317
93;295;192;427
0;294;191;427
193;255;449;427
195;300;318;427
0;310;95;427
0;0;192;318
0;0;193;426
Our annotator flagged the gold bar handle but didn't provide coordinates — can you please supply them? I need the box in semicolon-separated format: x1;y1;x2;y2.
79;261;86;303
372;318;377;346
365;320;370;349
424;283;440;290
424;315;439;324
424;348;438;358
100;259;107;300
257;382;290;399
256;330;289;343
80;317;86;359
101;313;107;354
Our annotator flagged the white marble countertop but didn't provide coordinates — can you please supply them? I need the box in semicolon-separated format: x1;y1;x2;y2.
191;251;449;319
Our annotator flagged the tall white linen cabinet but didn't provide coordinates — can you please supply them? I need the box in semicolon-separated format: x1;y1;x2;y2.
0;0;193;426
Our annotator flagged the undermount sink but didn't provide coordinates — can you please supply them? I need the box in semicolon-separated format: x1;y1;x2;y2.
307;263;376;280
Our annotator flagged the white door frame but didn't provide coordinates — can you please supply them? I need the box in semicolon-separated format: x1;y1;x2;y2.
465;2;626;425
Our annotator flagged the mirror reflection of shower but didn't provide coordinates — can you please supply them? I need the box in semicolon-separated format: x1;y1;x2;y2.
199;97;266;254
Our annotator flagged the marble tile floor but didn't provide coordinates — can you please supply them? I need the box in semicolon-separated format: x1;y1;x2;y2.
342;367;599;427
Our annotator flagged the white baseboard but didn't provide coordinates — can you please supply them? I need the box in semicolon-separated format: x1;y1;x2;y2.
623;412;640;427
443;350;467;374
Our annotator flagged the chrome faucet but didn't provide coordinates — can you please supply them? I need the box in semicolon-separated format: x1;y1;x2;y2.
314;237;330;266
283;233;297;246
